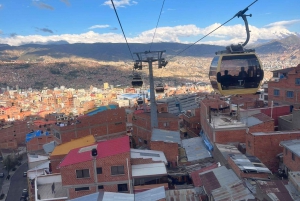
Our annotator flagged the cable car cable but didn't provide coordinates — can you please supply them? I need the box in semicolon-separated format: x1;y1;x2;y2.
168;0;258;61
149;0;166;52
110;0;134;61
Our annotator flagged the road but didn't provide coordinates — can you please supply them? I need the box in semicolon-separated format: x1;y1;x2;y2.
6;162;28;201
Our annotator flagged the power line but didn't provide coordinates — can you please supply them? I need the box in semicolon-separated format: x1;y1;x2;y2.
149;0;166;51
110;0;134;61
169;0;258;61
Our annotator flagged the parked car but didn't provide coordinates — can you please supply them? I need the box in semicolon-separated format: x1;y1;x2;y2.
0;173;4;178
23;172;27;177
22;189;28;197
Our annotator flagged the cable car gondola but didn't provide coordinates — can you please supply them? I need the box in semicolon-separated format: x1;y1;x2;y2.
131;74;143;88
155;83;164;94
209;9;264;96
137;97;143;105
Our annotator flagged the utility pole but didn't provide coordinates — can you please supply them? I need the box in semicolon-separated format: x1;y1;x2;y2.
133;51;168;128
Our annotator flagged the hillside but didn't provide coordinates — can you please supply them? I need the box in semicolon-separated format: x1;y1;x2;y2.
0;35;298;62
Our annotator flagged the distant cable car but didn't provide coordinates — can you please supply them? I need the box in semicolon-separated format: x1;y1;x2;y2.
131;74;143;88
209;8;264;96
137;97;143;105
155;83;164;94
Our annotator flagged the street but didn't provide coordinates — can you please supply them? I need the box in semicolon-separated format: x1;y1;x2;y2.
6;162;28;201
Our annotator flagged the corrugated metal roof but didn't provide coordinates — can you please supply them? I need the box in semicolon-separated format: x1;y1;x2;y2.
151;128;181;145
130;149;167;164
190;163;219;187
241;116;263;127
102;192;134;201
68;192;100;201
280;139;300;157
51;135;95;156
211;181;255;201
135;186;166;201
182;137;211;161
215;143;241;160
229;154;272;173
200;166;240;195
132;162;167;177
256;180;294;201
28;154;48;163
43;141;57;154
165;188;199;201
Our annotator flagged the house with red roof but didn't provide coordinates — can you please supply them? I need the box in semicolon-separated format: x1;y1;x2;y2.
58;136;132;199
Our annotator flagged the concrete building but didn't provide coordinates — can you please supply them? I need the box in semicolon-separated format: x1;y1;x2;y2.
278;108;300;130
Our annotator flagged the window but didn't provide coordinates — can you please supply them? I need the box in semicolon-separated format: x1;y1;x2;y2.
96;167;102;174
274;89;280;96
163;122;169;127
273;72;278;77
115;122;122;125
285;148;288;155
98;185;104;189
296;78;300;85
76;169;90;178
292;153;295;161
118;184;128;192
248;141;251;148
287;91;294;98
75;187;89;191
111;166;124;175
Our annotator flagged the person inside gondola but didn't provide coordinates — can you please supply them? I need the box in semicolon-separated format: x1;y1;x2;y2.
238;67;248;79
221;70;232;89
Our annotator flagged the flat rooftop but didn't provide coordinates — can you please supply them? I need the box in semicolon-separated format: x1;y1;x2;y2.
37;182;67;199
209;114;247;130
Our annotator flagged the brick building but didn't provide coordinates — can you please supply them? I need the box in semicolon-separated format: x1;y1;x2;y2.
52;107;127;144
50;135;96;173
268;64;300;108
246;131;300;172
150;128;181;167
280;139;300;172
59;136;131;199
132;112;180;147
182;107;201;137
26;134;57;152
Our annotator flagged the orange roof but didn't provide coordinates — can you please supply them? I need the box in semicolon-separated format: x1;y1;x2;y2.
51;135;95;156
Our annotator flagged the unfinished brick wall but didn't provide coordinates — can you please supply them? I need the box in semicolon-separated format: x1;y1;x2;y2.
283;147;300;171
246;131;300;172
26;135;56;152
150;141;178;167
215;129;246;144
53;108;127;143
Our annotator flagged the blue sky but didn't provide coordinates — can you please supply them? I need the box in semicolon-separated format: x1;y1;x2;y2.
0;0;299;46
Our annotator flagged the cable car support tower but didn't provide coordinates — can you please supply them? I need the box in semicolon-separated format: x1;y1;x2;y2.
133;50;168;128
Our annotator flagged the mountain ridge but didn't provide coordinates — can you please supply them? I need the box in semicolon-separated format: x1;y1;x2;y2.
0;35;299;61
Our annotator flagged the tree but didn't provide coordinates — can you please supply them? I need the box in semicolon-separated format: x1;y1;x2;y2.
3;155;16;174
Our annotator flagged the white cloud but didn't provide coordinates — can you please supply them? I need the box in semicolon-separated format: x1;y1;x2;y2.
0;20;299;46
103;0;137;9
265;19;300;28
88;25;110;29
